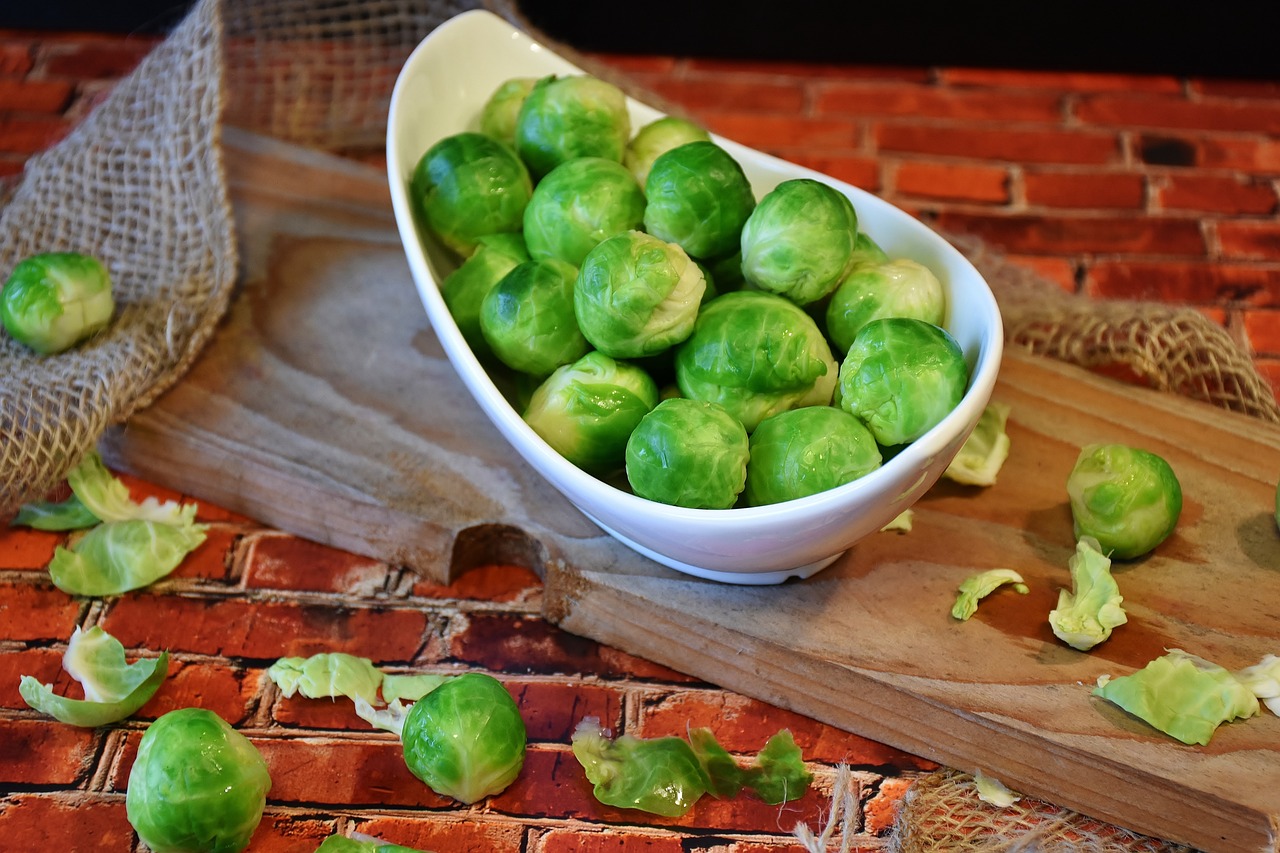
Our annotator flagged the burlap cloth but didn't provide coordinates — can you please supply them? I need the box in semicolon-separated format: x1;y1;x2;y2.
0;0;1271;848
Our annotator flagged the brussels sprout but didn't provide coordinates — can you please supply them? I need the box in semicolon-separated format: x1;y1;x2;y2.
1066;443;1182;560
514;75;631;178
837;317;969;447
706;248;745;294
950;569;1028;621
624;116;711;186
523;351;660;474
126;708;271;853
744;406;882;506
574;230;706;359
411;132;532;256
675;291;837;432
478;77;538;145
825;258;947;354
400;672;526;804
441;233;529;357
1;252;114;355
19;626;168;727
480;258;588;376
739;179;859;305
523;157;646;267
1048;536;1127;651
850;231;890;266
643;141;755;261
625;397;749;508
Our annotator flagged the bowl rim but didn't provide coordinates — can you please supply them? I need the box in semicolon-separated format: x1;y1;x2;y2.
385;10;1005;558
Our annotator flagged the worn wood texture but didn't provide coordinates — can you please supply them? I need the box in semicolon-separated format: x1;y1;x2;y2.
103;129;1280;853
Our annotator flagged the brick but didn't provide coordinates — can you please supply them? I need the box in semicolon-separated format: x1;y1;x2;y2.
0;115;70;153
587;53;678;75
876;123;1121;165
0;77;73;112
538;826;685;852
412;562;543;604
0;648;65;710
243;532;392;595
0;794;135;849
0;718;98;785
1189;79;1280;99
0;524;60;570
260;735;449;808
0;42;34;75
241;813;336;852
164;525;237;583
1216;220;1280;260
786;152;881;192
1200;136;1280;173
450;611;695;682
892;160;1009;204
700;112;859;153
929;212;1205;257
1135;135;1200;167
636;689;937;771
1005;254;1079;293
938;68;1183;94
515;678;623;742
1023;169;1146;210
39;39;156;80
816;81;1063;124
1243;308;1280;355
642;75;805;114
1074;93;1280;134
1155;173;1278;214
101;594;430;661
1085;260;1279;306
0;581;82;641
863;775;914;836
144;659;258;724
355;815;526;853
1255;356;1280;400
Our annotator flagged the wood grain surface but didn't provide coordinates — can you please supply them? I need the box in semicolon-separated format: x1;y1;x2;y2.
102;128;1280;853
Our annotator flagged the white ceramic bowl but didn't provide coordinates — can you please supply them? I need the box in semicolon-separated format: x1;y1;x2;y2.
386;10;1004;585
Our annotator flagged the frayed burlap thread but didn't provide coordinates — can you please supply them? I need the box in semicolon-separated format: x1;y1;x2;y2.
886;770;1197;853
0;0;236;516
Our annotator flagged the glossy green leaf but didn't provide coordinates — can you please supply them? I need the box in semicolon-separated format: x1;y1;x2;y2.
48;516;207;596
572;718;710;817
10;493;99;531
268;653;384;704
951;568;1028;621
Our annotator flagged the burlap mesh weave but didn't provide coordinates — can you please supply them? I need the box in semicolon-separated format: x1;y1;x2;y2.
0;4;1273;845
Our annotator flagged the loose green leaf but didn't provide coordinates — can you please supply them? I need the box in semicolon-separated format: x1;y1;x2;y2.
19;626;168;726
268;653;384;704
315;833;430;852
973;769;1020;807
1048;537;1127;651
66;450;198;526
1235;654;1280;716
48;517;207;596
952;568;1028;621
355;697;411;738
1093;649;1259;745
880;509;914;533
736;729;812;805
572;718;710;817
944;402;1012;487
382;673;448;704
10;493;99;531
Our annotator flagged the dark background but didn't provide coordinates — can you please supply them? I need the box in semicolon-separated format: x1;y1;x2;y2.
4;1;1277;80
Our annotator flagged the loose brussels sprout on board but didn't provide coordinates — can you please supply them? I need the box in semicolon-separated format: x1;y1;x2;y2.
825;257;947;354
1066;443;1182;559
478;76;538;145
574;230;705;359
523;157;646;267
480;258;588;377
514;75;631;178
837;317;969;447
676;290;837;432
739;178;859;305
411;132;532;256
1;252;114;355
126;708;271;853
744;406;881;506
624;116;711;186
625;398;749;509
642;140;756;261
523;351;660;475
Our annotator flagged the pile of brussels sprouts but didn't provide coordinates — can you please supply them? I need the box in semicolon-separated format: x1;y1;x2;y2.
413;73;969;509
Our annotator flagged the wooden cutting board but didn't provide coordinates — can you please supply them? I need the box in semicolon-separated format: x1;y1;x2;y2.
102;128;1280;853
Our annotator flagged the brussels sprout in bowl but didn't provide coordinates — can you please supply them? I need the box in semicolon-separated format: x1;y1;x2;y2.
386;10;1003;584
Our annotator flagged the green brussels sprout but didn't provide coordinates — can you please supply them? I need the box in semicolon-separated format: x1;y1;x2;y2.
481;258;588;376
441;233;529;357
411;131;532;256
624;116;711;187
739;178;859;305
706;248;745;294
825;258;947;354
514;75;631;178
850;231;890;266
478;77;539;146
126;708;271;853
400;672;526;804
837;317;969;447
523;351;660;475
675;291;838;432
625;397;749;509
523;157;646;267
1066;443;1182;560
1;252;114;354
574;230;706;359
743;406;882;505
643;141;756;261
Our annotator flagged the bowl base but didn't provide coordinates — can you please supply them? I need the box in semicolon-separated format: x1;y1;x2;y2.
585;513;842;585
